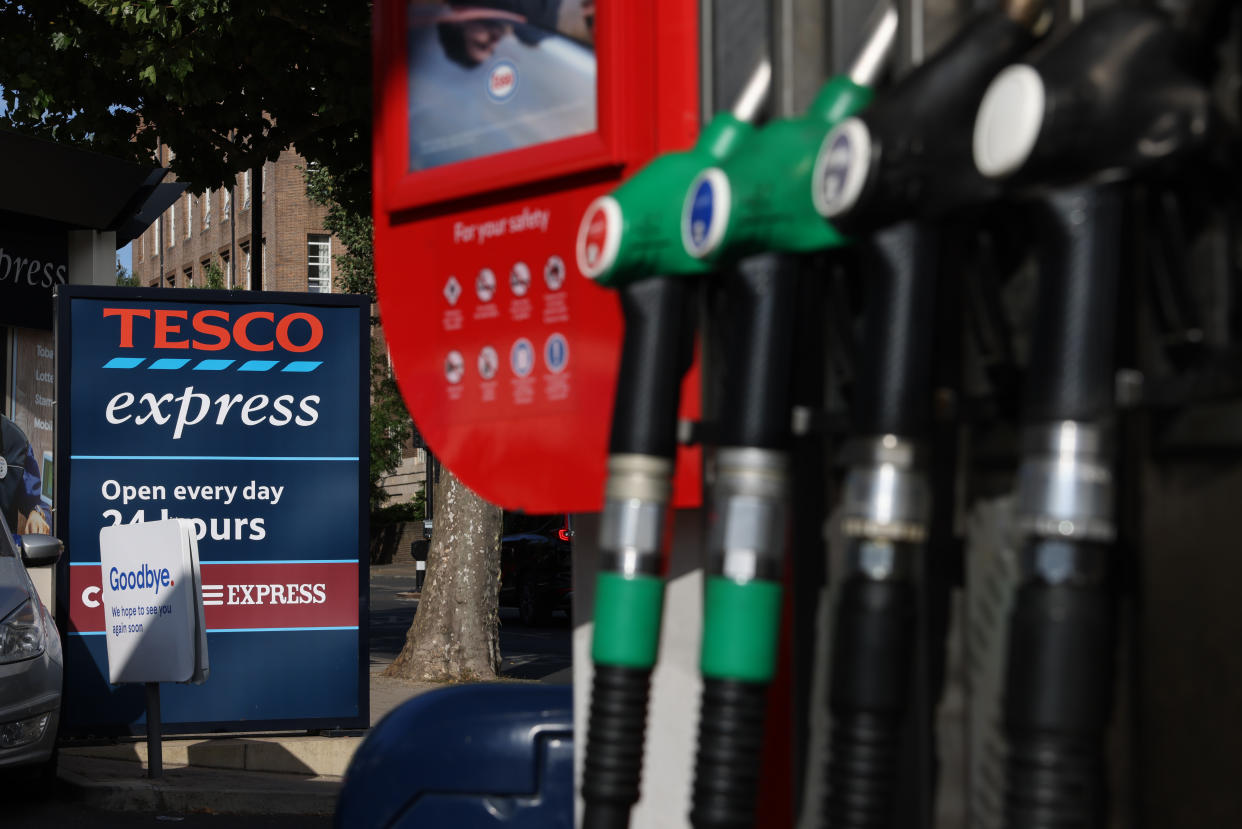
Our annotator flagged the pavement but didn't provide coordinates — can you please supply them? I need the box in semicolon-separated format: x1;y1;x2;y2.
54;560;573;817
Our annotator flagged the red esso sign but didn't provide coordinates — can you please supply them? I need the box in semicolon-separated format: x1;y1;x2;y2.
487;61;518;102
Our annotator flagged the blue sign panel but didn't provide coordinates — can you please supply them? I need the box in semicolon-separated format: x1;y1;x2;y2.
55;287;368;734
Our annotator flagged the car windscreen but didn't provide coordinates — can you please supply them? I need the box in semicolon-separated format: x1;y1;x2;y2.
0;511;15;558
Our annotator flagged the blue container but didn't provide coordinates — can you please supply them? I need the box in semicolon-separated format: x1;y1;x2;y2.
336;683;573;828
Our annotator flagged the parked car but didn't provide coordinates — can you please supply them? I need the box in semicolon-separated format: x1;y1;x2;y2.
499;516;572;626
0;510;62;779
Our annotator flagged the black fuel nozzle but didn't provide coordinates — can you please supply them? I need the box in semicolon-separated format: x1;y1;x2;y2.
973;6;1211;189
812;2;1046;232
809;5;1052;828
968;8;1211;829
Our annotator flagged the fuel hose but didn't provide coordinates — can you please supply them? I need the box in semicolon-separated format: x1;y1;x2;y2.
689;252;796;828
682;8;901;825
810;3;1046;825
969;8;1212;827
826;222;935;829
581;275;694;829
1003;185;1121;829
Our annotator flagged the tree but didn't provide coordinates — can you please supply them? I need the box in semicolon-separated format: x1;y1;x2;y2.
366;337;413;511
384;465;503;682
184;258;226;290
305;164;504;681
200;259;226;290
306;164;413;511
0;1;371;211
2;1;504;682
116;258;139;287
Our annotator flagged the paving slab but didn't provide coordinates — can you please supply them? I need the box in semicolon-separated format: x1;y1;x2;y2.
58;754;342;816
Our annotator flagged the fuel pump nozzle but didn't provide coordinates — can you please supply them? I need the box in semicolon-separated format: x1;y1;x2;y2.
969;8;1209;828
578;62;772;829
799;4;1048;826
675;10;902;827
811;0;1047;229
576;62;770;287
678;3;897;264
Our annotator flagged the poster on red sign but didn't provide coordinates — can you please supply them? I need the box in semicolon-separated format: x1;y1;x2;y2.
405;0;597;171
55;286;369;736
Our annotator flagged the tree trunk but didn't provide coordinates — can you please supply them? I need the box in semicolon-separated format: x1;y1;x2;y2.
384;465;502;682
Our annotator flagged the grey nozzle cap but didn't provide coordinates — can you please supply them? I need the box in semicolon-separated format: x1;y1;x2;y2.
973;64;1045;179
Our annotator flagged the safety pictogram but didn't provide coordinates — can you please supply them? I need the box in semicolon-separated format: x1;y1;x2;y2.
443;275;462;306
510;338;534;378
478;346;499;380
445;350;465;385
510;262;531;297
476;268;497;302
544;333;569;374
544;255;566;291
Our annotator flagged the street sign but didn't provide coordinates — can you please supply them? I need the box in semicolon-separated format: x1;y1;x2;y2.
56;286;369;735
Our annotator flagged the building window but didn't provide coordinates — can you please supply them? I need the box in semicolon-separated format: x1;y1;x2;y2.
223;187;231;220
261;164;268;199
183;266;193;288
168;207;175;246
242;242;252;288
185;197;192;239
221;251;231;287
308;234;332;293
243;170;252;209
203;190;211;229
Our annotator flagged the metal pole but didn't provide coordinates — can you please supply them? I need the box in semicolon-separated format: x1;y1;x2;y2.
145;682;163;778
250;163;263;291
230;181;237;290
158;216;165;289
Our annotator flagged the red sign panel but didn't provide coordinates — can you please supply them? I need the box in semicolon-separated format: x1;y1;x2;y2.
373;0;702;513
70;561;358;634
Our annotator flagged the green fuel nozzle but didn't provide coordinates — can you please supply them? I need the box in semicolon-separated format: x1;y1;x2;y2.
679;5;897;263
575;62;771;287
581;60;775;829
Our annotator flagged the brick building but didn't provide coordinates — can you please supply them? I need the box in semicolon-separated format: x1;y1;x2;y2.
131;145;337;294
130;143;427;506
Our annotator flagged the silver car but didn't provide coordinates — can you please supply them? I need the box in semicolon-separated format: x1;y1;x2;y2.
0;510;62;777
